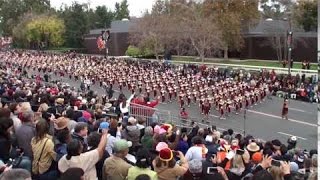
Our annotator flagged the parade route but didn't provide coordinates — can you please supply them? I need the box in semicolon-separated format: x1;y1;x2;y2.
28;68;318;150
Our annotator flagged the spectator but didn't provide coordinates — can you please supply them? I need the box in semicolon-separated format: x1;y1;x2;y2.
119;93;134;117
0;168;32;180
71;122;88;152
103;139;133;180
141;126;154;149
185;136;207;161
55;129;71;161
204;134;219;155
87;132;110;180
15;110;36;159
8;103;22;132
127;148;157;180
0;117;13;163
176;133;189;155
59;167;84;180
122;117;140;152
31;119;57;180
152;148;188;180
97;122;121;155
135;174;151;180
58;129;108;180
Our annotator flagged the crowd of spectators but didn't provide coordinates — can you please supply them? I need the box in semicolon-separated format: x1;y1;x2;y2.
0;50;317;180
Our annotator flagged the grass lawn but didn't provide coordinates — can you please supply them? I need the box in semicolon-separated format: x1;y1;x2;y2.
46;47;86;53
172;56;317;70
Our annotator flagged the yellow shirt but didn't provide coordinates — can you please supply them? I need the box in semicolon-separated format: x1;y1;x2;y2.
31;135;56;174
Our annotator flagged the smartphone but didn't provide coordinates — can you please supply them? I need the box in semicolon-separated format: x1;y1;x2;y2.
271;159;281;167
236;149;245;155
207;167;218;174
98;129;103;133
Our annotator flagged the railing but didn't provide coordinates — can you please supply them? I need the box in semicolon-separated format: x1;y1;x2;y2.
129;102;246;136
129;103;172;126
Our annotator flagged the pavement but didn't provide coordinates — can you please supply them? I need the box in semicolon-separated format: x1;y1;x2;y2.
27;68;318;150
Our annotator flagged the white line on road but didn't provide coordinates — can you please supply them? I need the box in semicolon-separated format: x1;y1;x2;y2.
289;108;306;113
209;114;219;118
247;110;317;127
277;132;307;140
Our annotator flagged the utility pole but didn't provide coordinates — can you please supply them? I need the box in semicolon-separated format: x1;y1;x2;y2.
243;109;246;136
287;13;293;74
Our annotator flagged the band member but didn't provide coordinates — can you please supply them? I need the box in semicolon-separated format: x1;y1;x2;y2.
203;99;211;120
179;93;185;108
168;87;173;102
226;100;232;116
219;101;225;119
161;89;166;102
282;99;289;120
193;91;198;103
187;91;192;107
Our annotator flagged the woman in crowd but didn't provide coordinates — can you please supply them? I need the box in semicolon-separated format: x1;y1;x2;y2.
31;119;57;180
152;148;188;180
58;129;108;180
127;148;157;180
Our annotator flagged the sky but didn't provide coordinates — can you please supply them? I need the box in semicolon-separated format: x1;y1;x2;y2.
50;0;155;17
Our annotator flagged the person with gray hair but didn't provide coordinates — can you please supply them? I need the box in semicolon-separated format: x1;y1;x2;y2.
0;168;32;180
15;110;36;159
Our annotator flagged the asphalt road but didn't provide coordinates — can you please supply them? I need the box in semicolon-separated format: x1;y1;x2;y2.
27;69;318;150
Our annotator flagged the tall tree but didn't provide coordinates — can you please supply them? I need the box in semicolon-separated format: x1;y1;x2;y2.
205;0;260;59
94;6;114;28
114;0;130;20
293;0;317;32
59;2;90;48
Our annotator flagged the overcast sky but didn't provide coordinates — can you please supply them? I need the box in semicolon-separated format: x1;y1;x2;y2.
50;0;155;17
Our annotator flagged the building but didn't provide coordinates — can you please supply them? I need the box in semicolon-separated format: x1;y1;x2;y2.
84;19;317;62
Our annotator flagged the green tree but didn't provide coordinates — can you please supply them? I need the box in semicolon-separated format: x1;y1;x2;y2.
0;0;53;35
59;2;90;48
114;0;130;20
13;13;65;48
25;15;65;47
94;6;114;28
293;0;317;32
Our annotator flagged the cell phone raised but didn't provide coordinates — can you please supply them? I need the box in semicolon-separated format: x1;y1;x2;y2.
236;149;245;155
271;159;281;167
207;167;218;174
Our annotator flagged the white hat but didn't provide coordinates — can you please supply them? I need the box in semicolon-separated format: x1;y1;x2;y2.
128;117;137;124
205;135;213;143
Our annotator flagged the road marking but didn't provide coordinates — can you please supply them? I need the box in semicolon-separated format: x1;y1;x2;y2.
277;132;307;140
247;110;317;127
209;114;219;118
289;108;306;112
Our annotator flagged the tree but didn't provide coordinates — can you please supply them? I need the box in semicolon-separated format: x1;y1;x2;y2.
25;15;65;48
59;2;90;48
114;0;130;20
94;6;114;28
171;1;222;61
260;0;297;61
293;0;317;32
12;13;65;48
205;0;260;59
0;0;53;35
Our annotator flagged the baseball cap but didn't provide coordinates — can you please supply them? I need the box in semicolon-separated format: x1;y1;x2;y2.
189;159;203;174
113;139;132;153
99;122;109;130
